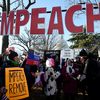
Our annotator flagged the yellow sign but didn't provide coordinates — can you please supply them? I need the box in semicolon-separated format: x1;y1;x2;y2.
5;67;29;100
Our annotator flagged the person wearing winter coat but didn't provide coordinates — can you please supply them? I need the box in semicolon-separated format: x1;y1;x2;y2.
79;49;100;100
44;58;60;100
61;59;79;100
1;50;20;86
0;50;20;100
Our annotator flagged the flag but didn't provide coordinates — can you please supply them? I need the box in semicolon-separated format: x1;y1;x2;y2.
26;51;40;66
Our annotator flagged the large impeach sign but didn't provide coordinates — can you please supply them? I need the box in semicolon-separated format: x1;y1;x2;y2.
5;67;29;100
0;3;100;35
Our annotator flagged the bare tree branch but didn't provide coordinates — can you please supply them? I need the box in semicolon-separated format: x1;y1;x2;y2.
25;0;36;9
12;1;20;11
22;0;25;9
10;43;28;51
10;0;19;5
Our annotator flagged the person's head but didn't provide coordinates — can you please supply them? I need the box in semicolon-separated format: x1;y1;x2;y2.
79;49;88;64
74;56;80;62
8;50;18;61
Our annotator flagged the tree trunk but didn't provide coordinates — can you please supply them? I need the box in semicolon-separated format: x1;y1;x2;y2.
2;0;10;53
7;0;10;14
2;0;6;11
2;36;9;53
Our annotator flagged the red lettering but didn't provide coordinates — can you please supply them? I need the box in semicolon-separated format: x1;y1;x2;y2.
86;3;100;32
30;8;46;34
47;7;64;34
15;10;29;34
1;11;14;35
65;5;83;33
1;4;99;35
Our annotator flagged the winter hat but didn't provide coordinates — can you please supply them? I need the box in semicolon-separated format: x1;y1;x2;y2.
79;49;88;57
8;50;18;60
46;58;55;68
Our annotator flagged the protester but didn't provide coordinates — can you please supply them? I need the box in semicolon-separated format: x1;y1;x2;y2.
61;59;79;100
79;49;100;100
1;50;20;85
23;63;38;92
0;50;20;100
77;49;88;100
38;59;45;72
44;58;60;100
29;65;38;90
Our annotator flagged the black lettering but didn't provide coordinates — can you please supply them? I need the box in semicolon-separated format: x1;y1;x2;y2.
9;84;13;94
9;82;26;95
9;72;15;82
19;71;24;81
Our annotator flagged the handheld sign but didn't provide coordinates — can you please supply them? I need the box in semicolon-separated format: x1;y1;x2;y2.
26;50;40;66
44;50;60;67
61;49;74;59
5;67;29;100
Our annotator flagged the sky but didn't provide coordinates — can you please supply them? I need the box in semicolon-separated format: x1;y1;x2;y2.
0;0;100;54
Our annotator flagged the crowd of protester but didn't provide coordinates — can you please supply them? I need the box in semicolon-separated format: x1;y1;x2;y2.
0;48;100;100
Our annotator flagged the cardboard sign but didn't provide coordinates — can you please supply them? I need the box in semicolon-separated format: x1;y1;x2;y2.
61;49;74;59
5;67;29;100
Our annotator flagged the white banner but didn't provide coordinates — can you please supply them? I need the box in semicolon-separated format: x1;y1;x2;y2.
61;49;74;59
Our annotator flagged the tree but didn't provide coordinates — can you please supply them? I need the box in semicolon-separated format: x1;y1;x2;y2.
68;30;100;53
9;28;68;54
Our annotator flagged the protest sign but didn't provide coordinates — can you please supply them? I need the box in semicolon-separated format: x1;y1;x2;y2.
26;50;40;66
5;67;29;100
44;50;60;66
61;49;74;59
